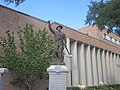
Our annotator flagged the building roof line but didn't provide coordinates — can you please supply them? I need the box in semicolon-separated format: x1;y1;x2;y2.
53;22;77;31
1;5;120;53
0;4;47;23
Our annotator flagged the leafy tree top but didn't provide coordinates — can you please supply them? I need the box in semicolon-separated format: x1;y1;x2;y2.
3;0;26;6
85;0;120;32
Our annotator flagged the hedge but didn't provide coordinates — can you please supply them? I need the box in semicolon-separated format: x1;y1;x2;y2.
67;84;120;90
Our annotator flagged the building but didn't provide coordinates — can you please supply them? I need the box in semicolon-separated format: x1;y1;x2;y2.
0;5;120;90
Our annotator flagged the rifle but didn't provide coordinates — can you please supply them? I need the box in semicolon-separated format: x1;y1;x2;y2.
64;45;70;55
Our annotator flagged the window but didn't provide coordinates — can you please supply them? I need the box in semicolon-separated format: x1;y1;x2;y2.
103;33;120;45
116;40;120;45
112;38;116;43
86;33;90;35
106;35;111;41
103;34;106;38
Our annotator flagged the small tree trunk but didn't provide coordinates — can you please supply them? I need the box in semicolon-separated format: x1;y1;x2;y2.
26;79;33;90
27;85;32;90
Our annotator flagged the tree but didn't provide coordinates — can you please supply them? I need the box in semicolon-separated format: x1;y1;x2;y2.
85;0;120;32
3;0;26;6
0;24;54;90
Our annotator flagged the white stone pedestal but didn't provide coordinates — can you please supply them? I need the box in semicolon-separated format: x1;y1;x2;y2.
0;68;8;90
47;65;68;90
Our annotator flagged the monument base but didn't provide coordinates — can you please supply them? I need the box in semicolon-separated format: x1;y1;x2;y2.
0;68;8;90
47;65;68;90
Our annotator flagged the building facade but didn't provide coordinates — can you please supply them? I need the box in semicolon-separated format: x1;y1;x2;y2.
0;5;120;90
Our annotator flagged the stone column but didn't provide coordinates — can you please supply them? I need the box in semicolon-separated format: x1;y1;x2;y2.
110;52;114;84
64;38;71;86
96;48;103;84
113;53;116;84
118;55;120;84
71;41;79;86
116;54;119;84
106;51;111;84
0;68;8;90
0;74;2;90
85;45;92;86
101;50;107;84
47;65;68;90
114;54;117;84
78;43;86;85
91;47;98;85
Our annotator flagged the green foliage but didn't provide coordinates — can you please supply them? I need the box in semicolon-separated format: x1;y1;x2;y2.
84;85;115;90
67;85;120;90
85;0;120;32
3;0;25;6
67;87;79;90
0;24;54;90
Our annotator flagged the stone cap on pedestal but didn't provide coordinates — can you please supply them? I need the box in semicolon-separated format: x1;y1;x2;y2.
0;68;8;74
47;65;69;73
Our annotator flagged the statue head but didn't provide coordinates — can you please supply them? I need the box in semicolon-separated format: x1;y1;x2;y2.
56;25;63;31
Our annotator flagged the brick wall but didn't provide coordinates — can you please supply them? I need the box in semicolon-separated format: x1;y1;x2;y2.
3;73;48;90
0;5;49;90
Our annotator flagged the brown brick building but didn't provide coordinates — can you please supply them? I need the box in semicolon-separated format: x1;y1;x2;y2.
0;5;120;90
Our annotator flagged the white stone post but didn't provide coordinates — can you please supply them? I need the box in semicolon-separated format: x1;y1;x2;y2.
116;54;119;84
71;41;79;86
101;50;107;84
78;43;86;85
85;45;92;86
64;38;71;87
91;47;98;85
97;49;103;84
110;52;114;84
47;65;68;90
106;51;111;84
0;68;8;90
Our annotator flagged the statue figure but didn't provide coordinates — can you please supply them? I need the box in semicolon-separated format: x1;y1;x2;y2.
48;21;67;65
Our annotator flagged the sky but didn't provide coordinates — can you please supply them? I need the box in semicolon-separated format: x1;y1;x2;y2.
0;0;98;30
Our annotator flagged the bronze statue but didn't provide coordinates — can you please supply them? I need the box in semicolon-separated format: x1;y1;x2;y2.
48;21;67;65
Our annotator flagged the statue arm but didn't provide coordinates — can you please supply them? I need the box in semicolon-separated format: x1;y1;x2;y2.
64;34;66;45
48;23;55;35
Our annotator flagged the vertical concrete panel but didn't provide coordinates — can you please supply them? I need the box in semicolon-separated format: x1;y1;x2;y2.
78;43;86;85
85;45;92;86
110;52;114;84
106;51;111;84
101;50;107;84
97;49;103;84
114;54;117;84
64;38;71;87
119;55;120;84
71;41;79;86
91;47;98;85
113;54;116;84
0;74;3;90
116;54;119;84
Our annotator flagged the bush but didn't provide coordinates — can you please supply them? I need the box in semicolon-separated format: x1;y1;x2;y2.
67;84;120;90
84;85;115;90
67;87;79;90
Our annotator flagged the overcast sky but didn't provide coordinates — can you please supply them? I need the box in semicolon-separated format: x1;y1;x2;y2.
0;0;100;30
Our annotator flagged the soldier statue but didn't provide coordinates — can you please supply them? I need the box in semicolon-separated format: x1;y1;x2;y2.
48;21;67;65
